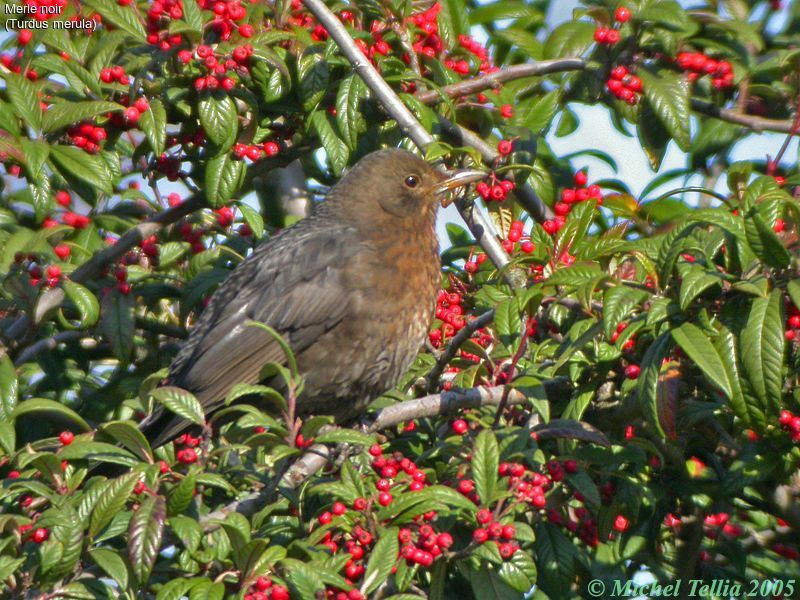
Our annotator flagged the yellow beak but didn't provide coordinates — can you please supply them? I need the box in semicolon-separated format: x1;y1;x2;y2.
434;169;487;207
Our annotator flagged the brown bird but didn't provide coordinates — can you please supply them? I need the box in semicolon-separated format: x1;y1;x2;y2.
141;148;484;448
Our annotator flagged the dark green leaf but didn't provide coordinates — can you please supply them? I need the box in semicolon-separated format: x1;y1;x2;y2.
740;291;784;415
362;527;398;594
151;386;205;425
102;289;135;362
128;495;166;585
205;151;246;207
198;93;238;150
671;322;733;398
472;429;499;505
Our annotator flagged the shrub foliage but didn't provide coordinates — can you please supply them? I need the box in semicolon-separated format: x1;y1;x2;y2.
1;0;799;598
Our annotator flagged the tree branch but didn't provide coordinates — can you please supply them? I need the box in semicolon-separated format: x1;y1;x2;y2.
414;59;587;105
199;382;555;529
410;60;796;135
300;0;520;286
425;309;494;392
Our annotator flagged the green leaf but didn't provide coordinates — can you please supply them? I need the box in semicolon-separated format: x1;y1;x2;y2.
181;0;204;32
151;386;205;425
82;0;147;40
42;101;124;133
61;280;100;328
102;290;135;362
472;430;499;505
198;93;238;150
544;21;596;59
533;523;580;599
494;297;522;350
636;332;673;437
280;561;323;600
519;90;560;133
168;472;197;515
335;74;367;149
50;145;114;194
6;71;41;130
12;398;91;431
671;322;733;398
90;473;137;537
139;98;167;156
298;54;329;112
602;285;648;337
128;495;166;585
639;68;691;151
498;551;537;592
361;527;398;595
0;354;18;421
205;151;245;207
740;291;784;415
679;266;722;310
310;110;349;176
89;547;131;590
744;209;791;269
238;202;265;239
713;326;761;428
314;428;374;446
100;421;154;463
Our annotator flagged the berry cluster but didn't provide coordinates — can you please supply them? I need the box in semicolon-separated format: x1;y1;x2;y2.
606;65;643;105
594;6;631;46
501;220;535;255
408;3;443;59
784;302;800;341
144;0;187;49
778;410;800;442
475;173;515;202
676;52;734;89
233;141;281;161
471;508;520;559
22;0;66;21
99;65;130;85
398;525;454;567
703;512;743;539
183;43;253;92
610;321;636;351
542;170;604;235
244;577;290;600
455;34;492;74
67;122;107;154
174;433;202;463
369;444;429;494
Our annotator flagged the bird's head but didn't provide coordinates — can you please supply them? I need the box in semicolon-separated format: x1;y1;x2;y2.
329;148;485;220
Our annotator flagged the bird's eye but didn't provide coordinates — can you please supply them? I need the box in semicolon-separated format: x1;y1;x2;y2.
404;175;419;188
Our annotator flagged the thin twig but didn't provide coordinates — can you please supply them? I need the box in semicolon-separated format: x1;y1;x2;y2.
414;59;587;105
426;309;494;392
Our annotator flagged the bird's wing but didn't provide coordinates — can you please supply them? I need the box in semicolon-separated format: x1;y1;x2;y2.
142;219;360;447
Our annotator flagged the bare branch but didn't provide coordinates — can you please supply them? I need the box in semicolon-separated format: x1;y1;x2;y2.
690;99;796;134
414;59;587;105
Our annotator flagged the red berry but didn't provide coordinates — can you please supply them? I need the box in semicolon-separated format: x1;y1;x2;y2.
436;532;454;548
31;528;49;543
59;430;74;446
500;105;513;118
271;586;289;600
477;508;492;524
614;6;631;22
624;364;641;380
452;419;468;434
353;497;367;510
614;515;629;532
124;107;140;124
457;479;475;494
318;511;332;525
18;29;33;45
773;218;786;233
177;448;198;464
332;502;346;515
369;444;383;456
55;190;71;207
472;528;488;543
497;140;513;156
377;492;393;506
606;30;620;44
574;171;588;186
54;244;71;260
521;241;535;253
788;316;800;329
594;27;609;43
611;65;628;81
